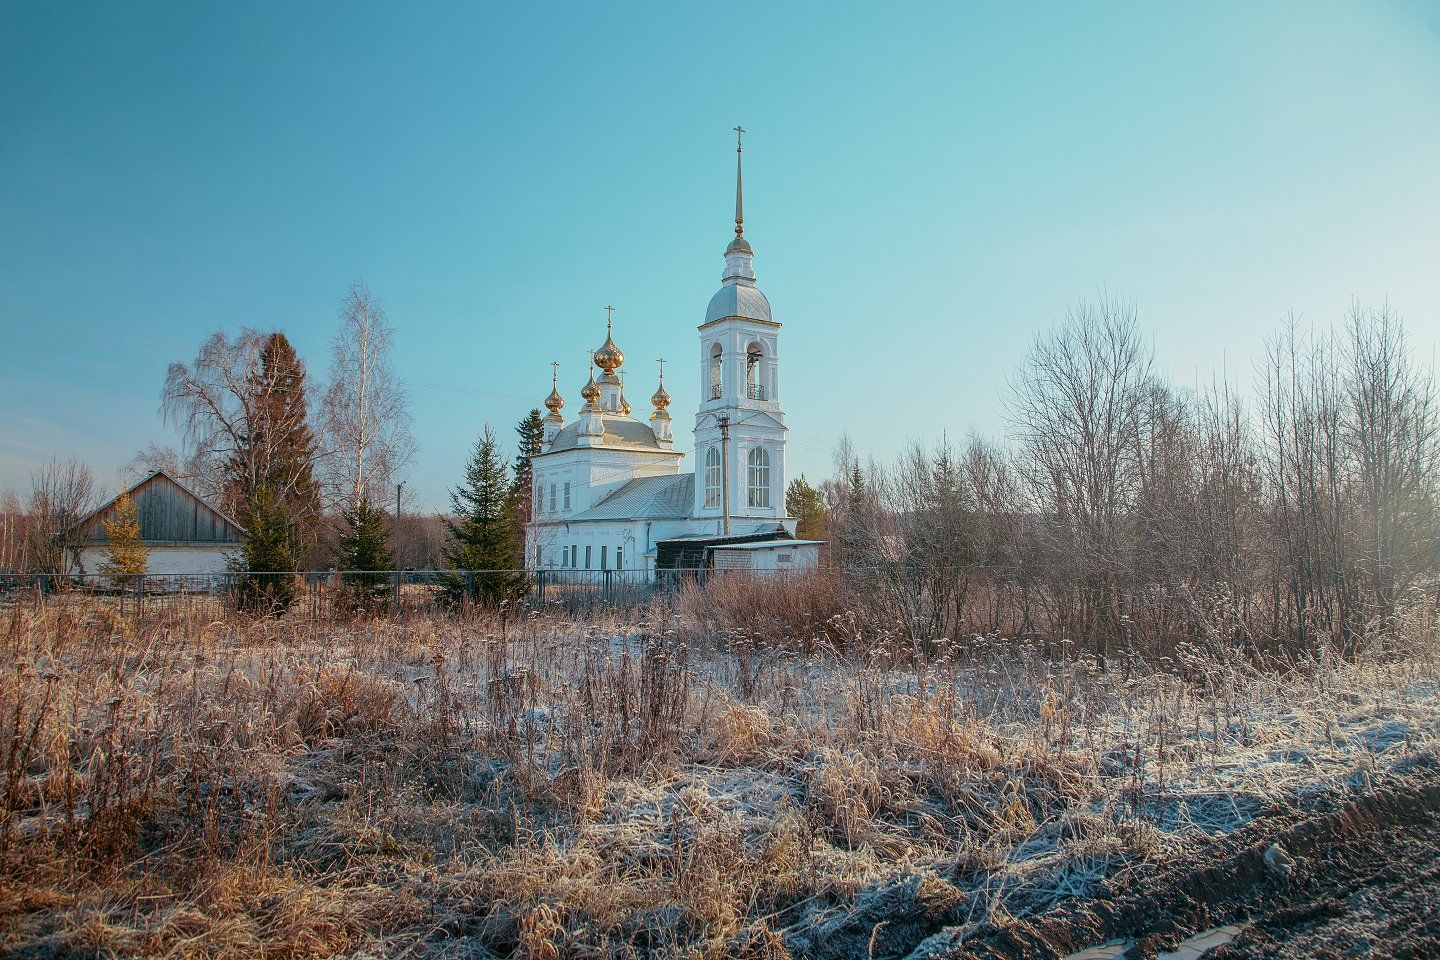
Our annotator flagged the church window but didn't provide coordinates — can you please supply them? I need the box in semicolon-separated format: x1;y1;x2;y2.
709;342;723;400
704;447;722;507
563;482;571;510
617;548;623;569
549;483;556;513
746;342;765;400
585;545;592;569
747;447;771;508
600;545;608;570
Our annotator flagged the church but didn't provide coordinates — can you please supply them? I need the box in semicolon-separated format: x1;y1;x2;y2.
526;131;823;575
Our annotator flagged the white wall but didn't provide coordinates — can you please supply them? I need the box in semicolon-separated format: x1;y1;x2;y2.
72;545;235;578
710;543;820;572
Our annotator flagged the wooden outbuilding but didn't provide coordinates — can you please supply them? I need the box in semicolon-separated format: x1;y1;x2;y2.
67;469;244;577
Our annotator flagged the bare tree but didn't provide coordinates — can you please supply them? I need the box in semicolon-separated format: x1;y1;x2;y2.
1008;295;1156;655
0;487;32;573
27;457;98;574
125;442;224;504
1341;304;1440;621
162;329;323;519
1262;319;1351;646
320;281;416;511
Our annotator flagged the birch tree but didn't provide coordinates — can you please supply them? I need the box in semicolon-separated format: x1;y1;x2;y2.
321;282;415;512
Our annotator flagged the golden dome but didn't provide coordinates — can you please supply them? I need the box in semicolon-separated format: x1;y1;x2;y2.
544;387;564;421
651;383;671;412
594;318;624;372
580;374;600;405
595;337;623;372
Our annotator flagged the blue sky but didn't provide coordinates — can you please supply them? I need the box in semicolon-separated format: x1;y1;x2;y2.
2;2;1438;509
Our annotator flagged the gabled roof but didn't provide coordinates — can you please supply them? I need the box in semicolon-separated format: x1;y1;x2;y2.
68;468;246;542
569;473;695;522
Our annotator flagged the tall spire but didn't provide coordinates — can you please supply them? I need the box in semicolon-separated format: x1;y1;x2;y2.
723;126;755;281
733;125;745;239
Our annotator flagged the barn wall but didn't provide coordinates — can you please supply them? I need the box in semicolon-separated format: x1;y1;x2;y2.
79;473;242;544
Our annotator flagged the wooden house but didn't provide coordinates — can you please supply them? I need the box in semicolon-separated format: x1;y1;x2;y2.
67;469;244;577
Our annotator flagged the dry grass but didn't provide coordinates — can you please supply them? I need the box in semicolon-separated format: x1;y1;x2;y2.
2;579;1439;959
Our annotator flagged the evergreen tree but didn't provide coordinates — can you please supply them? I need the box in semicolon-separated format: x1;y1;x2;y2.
228;332;322;573
509;408;546;563
334;496;394;610
100;492;148;586
234;485;299;610
785;474;829;541
444;427;523;604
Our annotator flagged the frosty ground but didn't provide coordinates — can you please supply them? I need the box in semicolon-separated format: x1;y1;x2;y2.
2;594;1438;959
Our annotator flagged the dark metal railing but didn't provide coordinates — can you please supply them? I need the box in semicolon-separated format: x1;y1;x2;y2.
709;383;722;400
747;383;767;400
0;567;816;618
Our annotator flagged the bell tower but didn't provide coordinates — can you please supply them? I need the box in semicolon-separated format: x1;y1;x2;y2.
693;127;788;531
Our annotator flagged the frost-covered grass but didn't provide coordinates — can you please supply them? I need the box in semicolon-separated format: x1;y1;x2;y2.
2;592;1438;959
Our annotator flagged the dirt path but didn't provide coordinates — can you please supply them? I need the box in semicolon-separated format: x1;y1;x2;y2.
946;768;1440;959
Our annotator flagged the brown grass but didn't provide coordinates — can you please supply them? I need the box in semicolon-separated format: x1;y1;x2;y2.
2;579;1438;958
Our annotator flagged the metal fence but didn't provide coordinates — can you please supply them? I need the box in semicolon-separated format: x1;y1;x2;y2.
0;567;791;618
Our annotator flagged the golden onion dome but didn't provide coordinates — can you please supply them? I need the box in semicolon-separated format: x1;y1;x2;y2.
594;336;623;372
651;382;671;412
594;317;624;372
580;374;601;404
544;385;564;413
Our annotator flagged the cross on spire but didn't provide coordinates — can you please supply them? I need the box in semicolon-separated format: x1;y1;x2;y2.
657;357;666;383
604;304;615;331
550;360;559;385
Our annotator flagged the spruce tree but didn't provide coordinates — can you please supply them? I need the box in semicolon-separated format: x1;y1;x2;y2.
334;496;394;610
228;332;322;576
101;492;148;586
234;485;299;610
785;474;829;541
509;408;546;563
444;427;523;604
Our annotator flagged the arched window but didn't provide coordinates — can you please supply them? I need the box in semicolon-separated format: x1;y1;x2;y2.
709;342;723;400
746;342;765;400
747;446;771;508
704;446;722;507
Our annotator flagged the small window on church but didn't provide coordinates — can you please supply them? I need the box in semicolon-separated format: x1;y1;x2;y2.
747;447;771;508
704;447;722;507
709;342;723;400
563;482;571;510
549;483;556;513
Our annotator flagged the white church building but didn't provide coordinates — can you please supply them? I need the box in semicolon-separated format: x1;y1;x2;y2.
526;132;823;576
